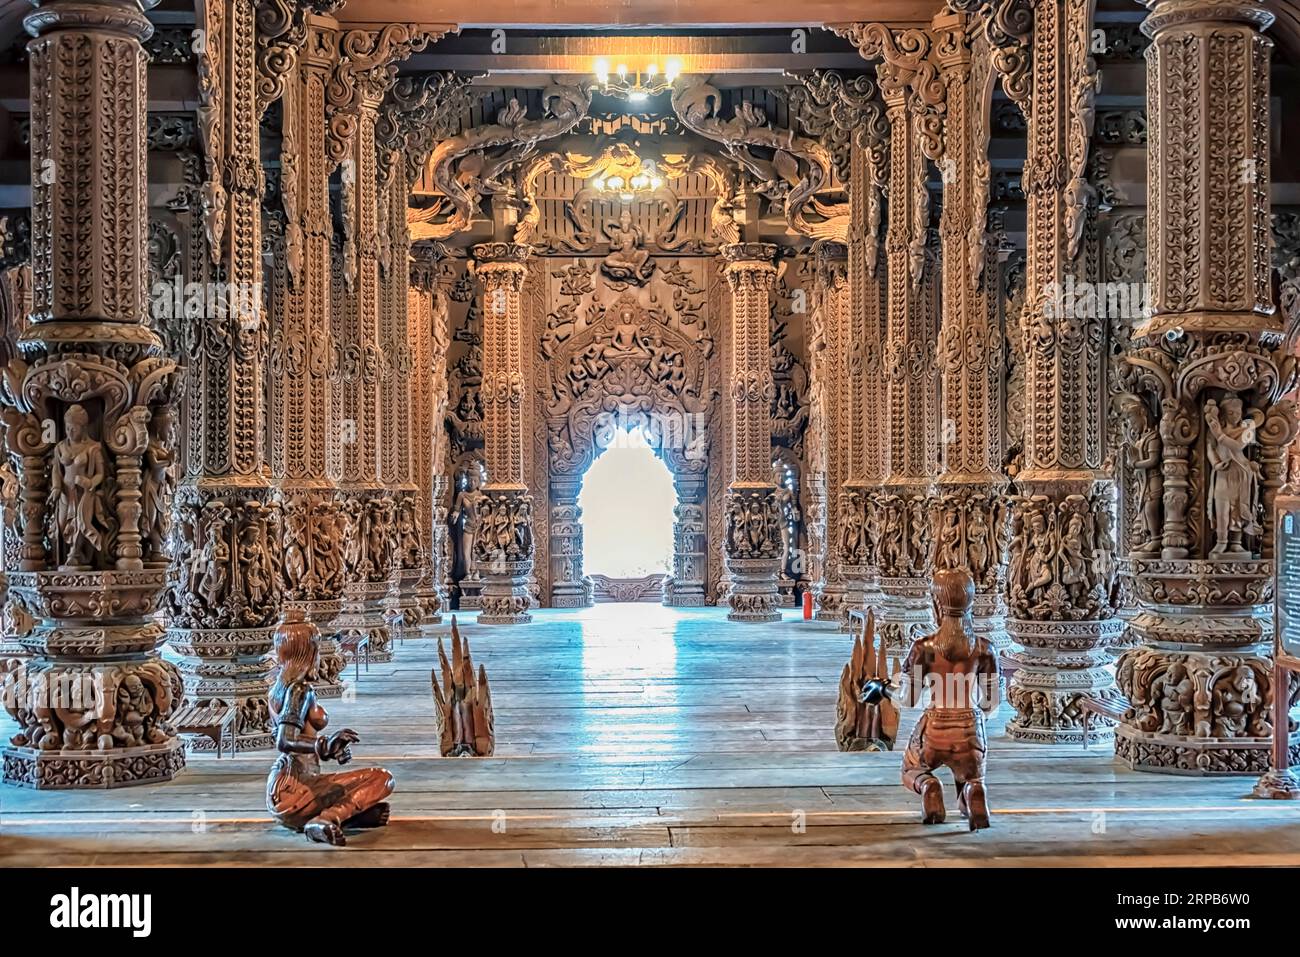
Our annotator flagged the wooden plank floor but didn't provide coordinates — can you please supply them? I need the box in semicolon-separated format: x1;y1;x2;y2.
3;603;1300;866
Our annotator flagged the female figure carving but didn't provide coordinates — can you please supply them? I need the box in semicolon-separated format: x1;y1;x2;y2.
1205;396;1263;557
49;403;112;568
267;609;394;846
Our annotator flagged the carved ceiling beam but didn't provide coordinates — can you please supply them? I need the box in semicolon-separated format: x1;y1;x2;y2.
376;71;477;190
785;69;890;270
408;84;592;242
670;79;846;241
829;22;946;160
323;23;452;169
946;0;1034;114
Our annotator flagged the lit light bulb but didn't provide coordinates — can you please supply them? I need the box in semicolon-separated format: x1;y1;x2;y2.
647;63;659;77
593;177;606;191
650;176;662;189
607;175;624;189
616;63;628;77
594;58;609;84
665;59;681;81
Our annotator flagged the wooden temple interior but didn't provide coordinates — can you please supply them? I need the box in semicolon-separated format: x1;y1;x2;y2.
2;0;1300;866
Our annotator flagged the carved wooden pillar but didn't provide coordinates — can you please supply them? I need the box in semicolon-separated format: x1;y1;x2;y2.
548;478;589;607
1116;0;1297;776
0;0;186;787
665;474;707;606
324;27;431;657
809;241;850;623
848;136;891;631
378;152;422;638
475;242;534;624
999;0;1123;744
409;243;449;626
167;0;282;751
875;78;942;650
268;11;347;697
931;13;1009;652
721;243;782;622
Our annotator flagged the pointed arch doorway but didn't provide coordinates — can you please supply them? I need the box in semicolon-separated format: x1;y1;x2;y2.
578;427;678;602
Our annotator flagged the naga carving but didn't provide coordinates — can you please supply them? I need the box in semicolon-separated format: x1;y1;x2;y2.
671;80;847;240
410;85;592;241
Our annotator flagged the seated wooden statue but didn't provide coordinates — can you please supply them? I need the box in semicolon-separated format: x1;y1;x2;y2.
267;609;394;846
834;609;900;751
899;568;1001;831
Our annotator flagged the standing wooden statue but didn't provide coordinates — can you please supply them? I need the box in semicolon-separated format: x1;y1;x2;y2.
834;609;900;751
267;609;395;846
899;568;1000;830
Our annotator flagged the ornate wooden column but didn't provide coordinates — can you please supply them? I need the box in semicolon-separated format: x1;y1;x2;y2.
378;147;422;638
324;26;432;657
474;242;534;625
846;134;891;631
875;76;942;650
167;0;282;751
809;240;850;622
721;243;782;622
996;0;1123;743
931;12;1009;651
409;244;450;626
268;9;347;697
0;0;186;787
1116;0;1297;775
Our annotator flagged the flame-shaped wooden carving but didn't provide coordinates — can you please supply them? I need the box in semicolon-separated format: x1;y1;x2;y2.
834;609;900;752
430;616;495;756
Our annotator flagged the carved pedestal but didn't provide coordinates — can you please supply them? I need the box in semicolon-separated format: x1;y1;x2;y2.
665;476;707;607
476;486;534;625
276;491;347;698
723;485;783;623
1115;561;1296;773
1005;485;1121;743
4;572;185;788
166;486;281;751
875;487;936;651
337;492;392;662
548;482;590;608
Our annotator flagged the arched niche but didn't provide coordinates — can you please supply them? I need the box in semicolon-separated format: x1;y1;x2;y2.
538;286;718;608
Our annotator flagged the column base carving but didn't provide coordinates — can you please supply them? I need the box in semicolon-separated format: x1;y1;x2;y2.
815;575;846;622
415;579;445;628
1005;617;1125;744
2;572;186;790
662;577;706;607
1253;767;1300;798
3;739;186;790
384;566;425;640
1113;559;1282;774
875;576;935;652
285;598;346;699
479;558;535;625
338;581;392;662
838;563;875;633
167;625;277;751
724;557;782;622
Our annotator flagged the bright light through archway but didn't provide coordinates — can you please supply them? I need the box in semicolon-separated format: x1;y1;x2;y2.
578;428;677;578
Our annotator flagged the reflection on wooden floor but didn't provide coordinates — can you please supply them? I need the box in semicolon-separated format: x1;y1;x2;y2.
4;604;1300;867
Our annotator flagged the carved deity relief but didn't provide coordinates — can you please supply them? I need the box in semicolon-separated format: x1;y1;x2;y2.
1005;490;1114;622
543;280;715;480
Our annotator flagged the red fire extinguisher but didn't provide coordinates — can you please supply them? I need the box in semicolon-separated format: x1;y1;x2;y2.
802;591;814;620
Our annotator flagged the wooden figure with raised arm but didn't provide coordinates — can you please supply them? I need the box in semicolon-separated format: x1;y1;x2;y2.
266;609;395;846
899;568;1001;831
834;609;900;752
